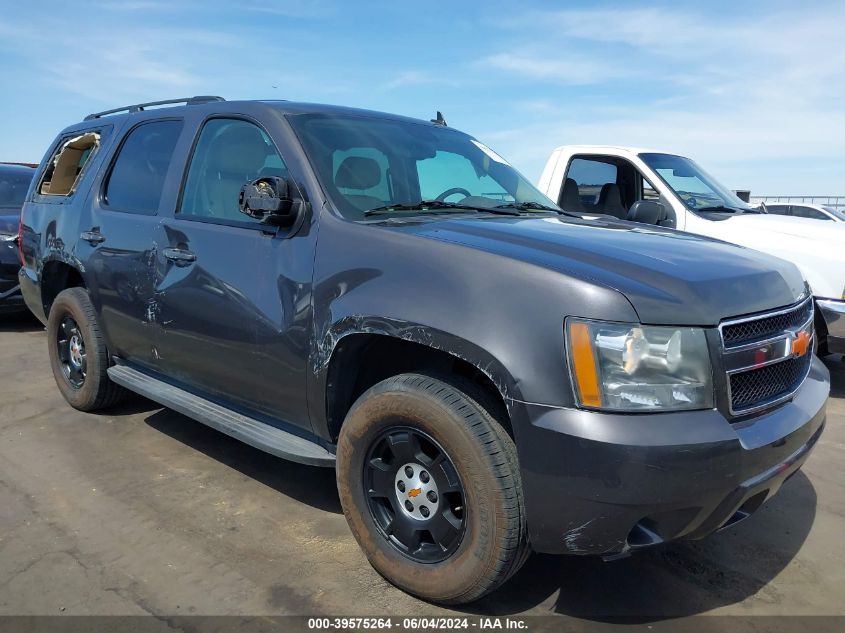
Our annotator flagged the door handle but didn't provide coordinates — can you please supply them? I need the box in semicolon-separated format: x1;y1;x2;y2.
80;231;106;245
163;247;197;265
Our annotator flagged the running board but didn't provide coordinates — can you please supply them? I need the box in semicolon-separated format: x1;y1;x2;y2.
107;365;335;467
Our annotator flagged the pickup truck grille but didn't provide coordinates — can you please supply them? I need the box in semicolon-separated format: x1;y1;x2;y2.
720;297;814;416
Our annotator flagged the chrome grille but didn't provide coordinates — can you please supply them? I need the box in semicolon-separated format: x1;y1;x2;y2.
729;354;812;411
720;297;814;416
722;298;813;348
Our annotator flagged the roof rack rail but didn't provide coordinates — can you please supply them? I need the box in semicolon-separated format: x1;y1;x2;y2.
84;96;225;121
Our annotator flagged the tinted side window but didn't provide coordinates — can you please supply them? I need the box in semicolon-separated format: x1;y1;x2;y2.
567;158;617;205
641;174;660;202
792;205;829;220
180;118;287;222
766;204;790;216
105;120;182;213
39;131;102;196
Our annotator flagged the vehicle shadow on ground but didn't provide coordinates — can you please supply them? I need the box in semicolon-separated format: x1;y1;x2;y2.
143;407;342;514
471;470;817;620
0;311;43;333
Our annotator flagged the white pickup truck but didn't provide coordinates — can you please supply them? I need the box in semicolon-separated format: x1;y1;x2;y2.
538;145;845;356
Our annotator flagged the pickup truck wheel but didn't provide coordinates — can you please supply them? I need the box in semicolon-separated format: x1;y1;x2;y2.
47;288;126;411
336;373;528;604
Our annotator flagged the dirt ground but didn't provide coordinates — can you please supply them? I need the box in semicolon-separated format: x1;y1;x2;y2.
1;312;843;622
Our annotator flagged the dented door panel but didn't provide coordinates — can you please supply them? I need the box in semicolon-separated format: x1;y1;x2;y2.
84;212;161;370
146;217;313;432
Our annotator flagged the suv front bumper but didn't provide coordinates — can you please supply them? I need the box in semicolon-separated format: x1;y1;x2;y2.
513;356;829;555
817;298;845;355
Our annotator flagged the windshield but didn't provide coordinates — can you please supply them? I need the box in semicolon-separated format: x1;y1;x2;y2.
639;153;753;213
288;113;556;220
0;168;34;208
823;205;845;221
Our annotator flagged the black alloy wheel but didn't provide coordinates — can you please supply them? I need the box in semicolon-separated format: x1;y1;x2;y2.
364;427;466;563
336;373;528;604
56;314;87;389
47;287;126;411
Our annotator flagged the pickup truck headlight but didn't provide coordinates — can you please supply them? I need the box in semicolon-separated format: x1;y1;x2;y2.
566;318;714;411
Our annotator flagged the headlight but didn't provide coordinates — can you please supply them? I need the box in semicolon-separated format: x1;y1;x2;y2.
566;318;714;412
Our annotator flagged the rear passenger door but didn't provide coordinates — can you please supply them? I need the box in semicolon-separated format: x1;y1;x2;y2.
152;117;311;431
85;119;183;370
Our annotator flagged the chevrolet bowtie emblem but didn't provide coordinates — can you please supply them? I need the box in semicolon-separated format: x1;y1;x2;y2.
790;330;811;358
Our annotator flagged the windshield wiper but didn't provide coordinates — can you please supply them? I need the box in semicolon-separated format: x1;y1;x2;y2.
498;200;596;219
364;200;521;217
495;201;560;213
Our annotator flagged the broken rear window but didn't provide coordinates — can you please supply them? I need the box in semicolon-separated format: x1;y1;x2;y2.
38;131;102;196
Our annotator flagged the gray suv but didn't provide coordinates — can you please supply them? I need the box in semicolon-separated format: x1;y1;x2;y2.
19;97;828;604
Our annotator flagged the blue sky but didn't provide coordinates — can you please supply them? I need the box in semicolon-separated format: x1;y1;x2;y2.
1;0;843;195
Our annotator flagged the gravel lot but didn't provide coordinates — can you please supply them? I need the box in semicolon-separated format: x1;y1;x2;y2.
1;312;843;622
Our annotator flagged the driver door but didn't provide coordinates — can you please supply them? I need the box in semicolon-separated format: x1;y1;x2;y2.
152;117;312;431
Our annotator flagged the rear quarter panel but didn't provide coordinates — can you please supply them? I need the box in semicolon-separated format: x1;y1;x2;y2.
19;122;122;319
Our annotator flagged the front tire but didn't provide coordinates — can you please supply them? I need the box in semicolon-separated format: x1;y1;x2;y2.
336;374;528;604
47;287;126;411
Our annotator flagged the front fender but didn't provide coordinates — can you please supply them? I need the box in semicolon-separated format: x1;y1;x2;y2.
305;212;639;443
311;314;522;424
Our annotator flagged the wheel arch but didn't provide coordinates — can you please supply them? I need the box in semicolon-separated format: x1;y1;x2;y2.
316;321;519;443
40;258;86;317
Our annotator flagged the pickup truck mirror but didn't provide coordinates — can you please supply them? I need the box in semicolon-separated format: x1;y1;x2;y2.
238;176;301;227
626;200;668;225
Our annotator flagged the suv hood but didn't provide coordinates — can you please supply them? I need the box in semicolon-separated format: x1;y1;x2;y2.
397;215;807;325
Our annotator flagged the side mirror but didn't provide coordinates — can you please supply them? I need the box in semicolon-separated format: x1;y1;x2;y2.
238;176;302;227
626;200;668;225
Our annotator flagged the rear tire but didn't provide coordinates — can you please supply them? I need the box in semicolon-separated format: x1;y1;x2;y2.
336;373;528;604
47;287;126;411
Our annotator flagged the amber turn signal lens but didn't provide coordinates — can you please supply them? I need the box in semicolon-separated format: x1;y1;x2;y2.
568;322;602;408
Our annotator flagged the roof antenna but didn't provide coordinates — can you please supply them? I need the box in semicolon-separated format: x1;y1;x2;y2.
430;111;447;127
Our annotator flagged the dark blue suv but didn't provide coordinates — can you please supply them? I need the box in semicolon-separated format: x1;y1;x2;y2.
18;97;828;604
